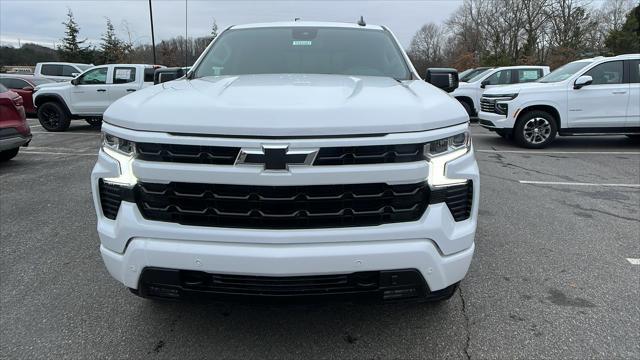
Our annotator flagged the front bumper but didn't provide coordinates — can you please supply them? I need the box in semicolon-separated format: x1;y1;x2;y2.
92;125;479;296
478;111;515;130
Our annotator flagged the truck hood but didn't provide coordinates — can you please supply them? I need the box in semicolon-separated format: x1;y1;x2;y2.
104;74;467;136
35;81;71;91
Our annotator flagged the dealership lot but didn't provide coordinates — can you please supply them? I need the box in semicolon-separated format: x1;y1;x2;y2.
1;119;638;359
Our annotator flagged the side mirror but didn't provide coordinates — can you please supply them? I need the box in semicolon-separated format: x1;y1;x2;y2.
154;67;185;84
22;86;34;91
574;75;593;89
70;78;78;86
71;72;80;77
480;79;490;89
425;68;459;93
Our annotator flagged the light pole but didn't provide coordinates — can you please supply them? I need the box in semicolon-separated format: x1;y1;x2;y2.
149;0;157;64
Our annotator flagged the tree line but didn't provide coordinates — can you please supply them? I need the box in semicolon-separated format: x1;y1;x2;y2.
407;0;639;72
0;9;218;68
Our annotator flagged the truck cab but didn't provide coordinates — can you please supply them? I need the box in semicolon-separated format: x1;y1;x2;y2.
33;64;159;131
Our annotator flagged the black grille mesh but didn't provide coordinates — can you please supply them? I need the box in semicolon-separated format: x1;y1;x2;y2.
98;180;124;219
314;144;424;165
135;182;430;229
135;143;426;166
136;143;240;165
431;181;473;221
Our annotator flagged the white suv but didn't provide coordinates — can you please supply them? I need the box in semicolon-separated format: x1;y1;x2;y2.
91;22;479;303
452;65;550;117
479;54;640;148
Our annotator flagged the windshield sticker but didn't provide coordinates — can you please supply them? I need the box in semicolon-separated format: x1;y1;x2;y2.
292;40;312;46
115;69;132;80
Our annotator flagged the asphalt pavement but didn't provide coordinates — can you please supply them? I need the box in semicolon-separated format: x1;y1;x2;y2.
1;119;638;359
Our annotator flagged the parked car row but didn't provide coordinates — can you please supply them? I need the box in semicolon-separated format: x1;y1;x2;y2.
452;65;550;117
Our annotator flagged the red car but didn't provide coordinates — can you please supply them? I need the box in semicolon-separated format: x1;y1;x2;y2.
0;84;31;161
0;75;54;115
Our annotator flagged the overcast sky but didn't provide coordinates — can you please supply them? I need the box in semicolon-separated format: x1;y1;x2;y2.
0;0;463;49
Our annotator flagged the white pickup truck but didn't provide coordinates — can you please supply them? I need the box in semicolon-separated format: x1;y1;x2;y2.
91;21;479;304
452;65;550;117
33;64;158;131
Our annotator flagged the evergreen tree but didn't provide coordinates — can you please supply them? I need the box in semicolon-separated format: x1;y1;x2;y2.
57;9;87;62
211;19;218;40
605;5;640;54
100;18;125;64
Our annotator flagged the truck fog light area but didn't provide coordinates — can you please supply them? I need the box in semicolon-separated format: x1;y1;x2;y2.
495;103;508;115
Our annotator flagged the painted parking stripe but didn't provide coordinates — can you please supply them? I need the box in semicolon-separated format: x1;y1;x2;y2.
477;149;640;155
25;146;97;152
519;180;640;188
30;131;100;135
627;258;640;265
19;150;96;156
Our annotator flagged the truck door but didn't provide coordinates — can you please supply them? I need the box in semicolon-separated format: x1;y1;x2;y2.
70;66;111;115
567;60;628;128
109;66;139;102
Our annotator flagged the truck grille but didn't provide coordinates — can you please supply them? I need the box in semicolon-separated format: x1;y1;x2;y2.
136;143;240;165
135;181;429;229
135;143;425;166
480;97;496;113
314;144;423;165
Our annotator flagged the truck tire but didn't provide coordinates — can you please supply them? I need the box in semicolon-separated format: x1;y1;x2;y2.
85;118;102;127
37;102;70;132
0;148;19;162
456;98;474;118
513;110;557;148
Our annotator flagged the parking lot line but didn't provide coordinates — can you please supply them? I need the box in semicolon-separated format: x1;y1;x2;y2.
19;150;96;156
519;180;640;188
477;149;640;155
30;131;101;136
627;258;640;265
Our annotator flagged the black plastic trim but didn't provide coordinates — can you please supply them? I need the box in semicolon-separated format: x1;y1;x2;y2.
137;267;436;303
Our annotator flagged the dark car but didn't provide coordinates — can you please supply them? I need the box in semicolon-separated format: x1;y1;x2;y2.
0;75;54;115
0;84;31;161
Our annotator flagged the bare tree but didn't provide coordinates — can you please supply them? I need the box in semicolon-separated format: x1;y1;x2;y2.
407;23;445;71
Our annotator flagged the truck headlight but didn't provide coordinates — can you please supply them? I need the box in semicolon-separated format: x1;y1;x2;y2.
101;133;137;186
424;131;471;187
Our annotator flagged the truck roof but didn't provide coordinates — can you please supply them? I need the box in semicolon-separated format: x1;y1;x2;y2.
231;21;384;31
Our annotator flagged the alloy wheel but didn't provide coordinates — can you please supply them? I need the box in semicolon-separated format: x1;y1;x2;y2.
41;107;60;128
523;117;551;144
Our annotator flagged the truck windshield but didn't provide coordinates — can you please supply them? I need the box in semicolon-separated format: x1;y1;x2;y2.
193;27;411;80
538;61;591;83
460;68;491;82
466;69;493;83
